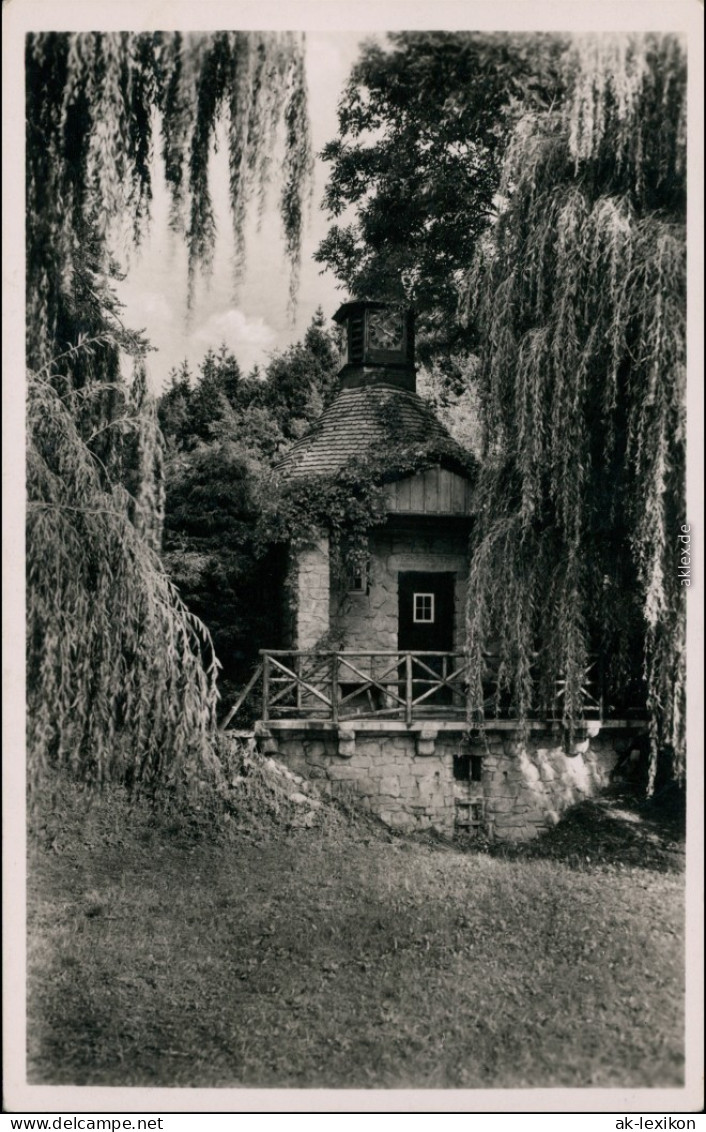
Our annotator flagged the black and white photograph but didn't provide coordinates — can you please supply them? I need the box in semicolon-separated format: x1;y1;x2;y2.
3;0;703;1117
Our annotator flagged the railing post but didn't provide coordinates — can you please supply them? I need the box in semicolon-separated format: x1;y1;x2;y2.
405;652;413;725
331;652;339;724
295;653;302;713
262;653;270;722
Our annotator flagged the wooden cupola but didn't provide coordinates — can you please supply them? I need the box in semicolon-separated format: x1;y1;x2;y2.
277;297;477;484
333;300;416;391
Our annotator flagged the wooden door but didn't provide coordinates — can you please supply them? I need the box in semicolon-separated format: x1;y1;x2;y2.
398;572;455;706
398;571;455;652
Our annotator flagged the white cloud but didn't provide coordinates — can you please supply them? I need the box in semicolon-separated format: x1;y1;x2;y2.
192;307;277;373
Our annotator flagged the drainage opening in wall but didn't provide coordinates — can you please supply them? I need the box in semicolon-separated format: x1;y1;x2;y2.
453;753;482;782
455;799;485;837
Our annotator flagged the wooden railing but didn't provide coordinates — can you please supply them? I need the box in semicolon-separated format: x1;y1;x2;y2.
256;650;608;724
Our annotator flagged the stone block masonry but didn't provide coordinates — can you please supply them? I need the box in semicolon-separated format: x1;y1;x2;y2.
284;536;331;650
332;524;469;652
257;721;644;840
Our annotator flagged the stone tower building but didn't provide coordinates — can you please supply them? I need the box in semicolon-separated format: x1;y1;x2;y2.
276;299;476;659
255;300;643;839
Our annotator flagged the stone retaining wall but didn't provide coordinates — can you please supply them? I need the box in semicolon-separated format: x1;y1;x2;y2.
478;730;625;840
256;722;644;841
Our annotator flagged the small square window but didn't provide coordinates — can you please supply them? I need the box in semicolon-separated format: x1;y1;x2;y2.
454;754;483;783
348;558;370;594
413;593;435;623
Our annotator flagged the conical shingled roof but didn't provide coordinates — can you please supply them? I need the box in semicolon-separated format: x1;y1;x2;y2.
276;384;473;481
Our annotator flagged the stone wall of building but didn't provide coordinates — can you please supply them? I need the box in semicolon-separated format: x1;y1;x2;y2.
332;522;470;653
283;536;331;649
257;722;640;841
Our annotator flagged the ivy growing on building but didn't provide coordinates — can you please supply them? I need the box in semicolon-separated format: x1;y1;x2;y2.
256;430;477;585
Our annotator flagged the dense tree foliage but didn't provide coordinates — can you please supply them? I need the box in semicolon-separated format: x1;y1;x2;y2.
157;314;340;700
25;31;311;798
315;32;566;355
463;34;686;788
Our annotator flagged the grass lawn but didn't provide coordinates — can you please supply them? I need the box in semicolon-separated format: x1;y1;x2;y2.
27;782;685;1090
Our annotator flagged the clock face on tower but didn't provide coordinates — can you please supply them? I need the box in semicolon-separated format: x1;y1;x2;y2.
367;307;405;353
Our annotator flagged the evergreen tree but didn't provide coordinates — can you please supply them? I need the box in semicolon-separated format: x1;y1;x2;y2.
245;307;340;439
463;34;686;789
157;362;194;452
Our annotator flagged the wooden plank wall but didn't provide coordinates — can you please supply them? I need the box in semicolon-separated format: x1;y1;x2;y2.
384;467;472;515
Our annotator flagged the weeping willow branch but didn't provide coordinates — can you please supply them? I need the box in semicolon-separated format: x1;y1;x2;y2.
27;373;220;805
26;31;312;371
463;34;686;786
25;32;313;803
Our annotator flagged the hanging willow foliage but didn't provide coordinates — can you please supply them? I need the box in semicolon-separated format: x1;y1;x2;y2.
26;30;312;372
26;372;221;802
463;33;686;787
25;32;312;802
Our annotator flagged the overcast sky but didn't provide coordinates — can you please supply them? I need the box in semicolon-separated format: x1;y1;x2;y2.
114;32;369;392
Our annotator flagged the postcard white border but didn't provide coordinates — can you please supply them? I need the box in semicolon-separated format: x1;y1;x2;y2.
3;0;703;1116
